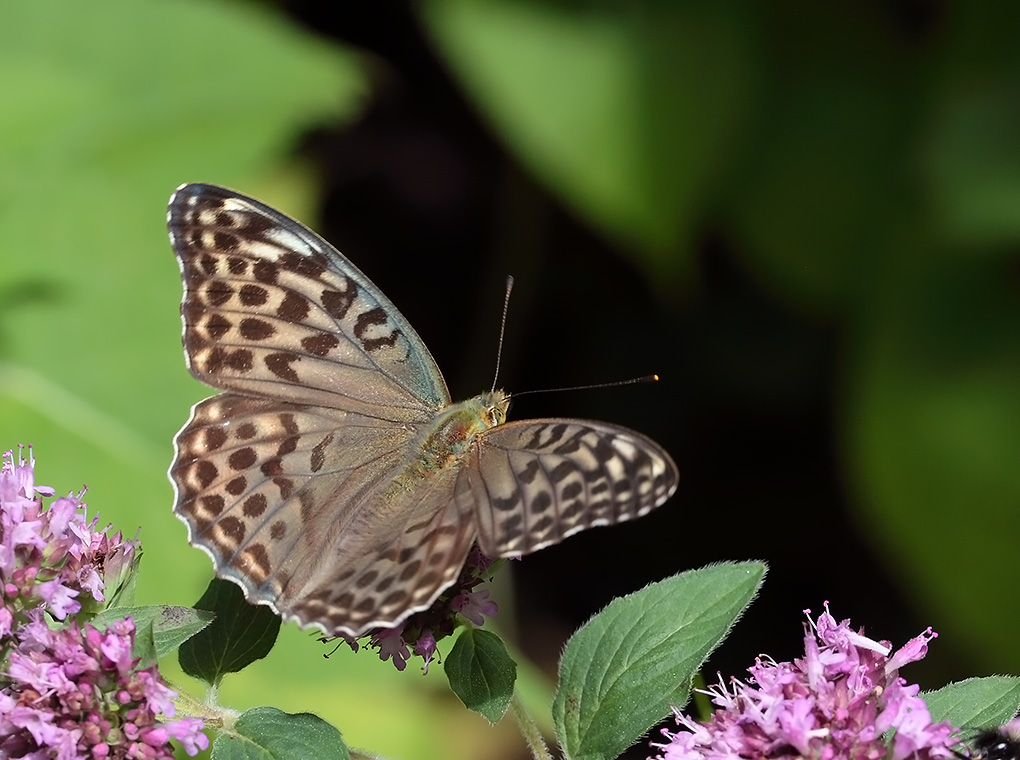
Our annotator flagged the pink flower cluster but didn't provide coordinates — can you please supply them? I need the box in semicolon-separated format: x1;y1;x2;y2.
652;603;958;760
0;449;138;634
0;448;208;758
0;614;207;758
335;546;499;673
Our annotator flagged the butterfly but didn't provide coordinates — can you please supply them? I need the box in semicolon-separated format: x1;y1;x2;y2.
167;183;679;638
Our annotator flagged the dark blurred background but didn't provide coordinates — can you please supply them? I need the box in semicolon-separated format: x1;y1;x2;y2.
3;1;1020;758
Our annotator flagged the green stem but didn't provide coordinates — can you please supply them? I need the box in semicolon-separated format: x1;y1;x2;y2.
511;689;554;760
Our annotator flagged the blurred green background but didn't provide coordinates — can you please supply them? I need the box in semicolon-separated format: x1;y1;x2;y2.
3;1;1020;759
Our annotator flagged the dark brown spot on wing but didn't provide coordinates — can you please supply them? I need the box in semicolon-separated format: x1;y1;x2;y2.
205;314;232;340
531;491;553;513
199;494;225;517
298;489;316;523
301;333;339;357
265;353;299;381
225;476;246;496
239;283;268;306
310;433;333;473
213;231;238;252
273;477;293;499
261;458;283;477
562;482;582;500
228;447;257;470
216;516;245;545
277;292;310;322
253;260;278;284
243;493;267;518
354;307;400;351
280;251;325;278
532;515;554;533
229;349;254;372
398;560;422;581
203;427;228;451
199;253;218;276
205;283;233;307
381;589;411;608
355;571;379;589
195;460;218;488
549;462;574;483
239;318;275;341
518;460;540;484
321;282;356;319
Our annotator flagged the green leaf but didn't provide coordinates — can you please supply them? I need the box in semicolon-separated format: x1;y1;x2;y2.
179;578;281;686
553;561;766;760
92;604;214;660
104;544;142;610
133;616;158;669
212;706;349;760
848;255;1020;670
926;676;1020;729
923;27;1020;247
445;628;517;723
422;0;752;270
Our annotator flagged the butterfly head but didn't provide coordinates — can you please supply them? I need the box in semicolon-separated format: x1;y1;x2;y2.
479;389;510;428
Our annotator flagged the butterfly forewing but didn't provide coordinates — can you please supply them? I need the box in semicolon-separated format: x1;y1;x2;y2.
169;183;449;420
168;183;679;638
463;420;677;556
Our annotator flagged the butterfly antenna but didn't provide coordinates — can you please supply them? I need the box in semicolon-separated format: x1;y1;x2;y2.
508;374;661;401
491;275;514;393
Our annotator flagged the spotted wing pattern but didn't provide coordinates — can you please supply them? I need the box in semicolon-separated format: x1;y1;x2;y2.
173;393;477;635
464;420;677;556
168;183;448;421
168;183;679;638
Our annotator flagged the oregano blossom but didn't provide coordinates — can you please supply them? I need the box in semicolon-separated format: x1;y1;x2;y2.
651;603;958;760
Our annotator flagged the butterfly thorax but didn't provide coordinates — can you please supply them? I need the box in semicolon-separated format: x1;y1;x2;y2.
406;390;509;477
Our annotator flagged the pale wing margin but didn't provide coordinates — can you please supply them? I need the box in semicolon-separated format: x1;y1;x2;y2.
461;419;679;557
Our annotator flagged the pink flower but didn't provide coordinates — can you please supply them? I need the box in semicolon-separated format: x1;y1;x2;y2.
0;613;208;758
373;627;411;671
651;603;958;760
164;718;209;755
0;448;140;627
413;630;438;674
453;587;498;626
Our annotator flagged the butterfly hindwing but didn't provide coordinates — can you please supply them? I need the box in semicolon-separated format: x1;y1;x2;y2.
172;392;481;636
286;465;479;635
464;419;677;556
